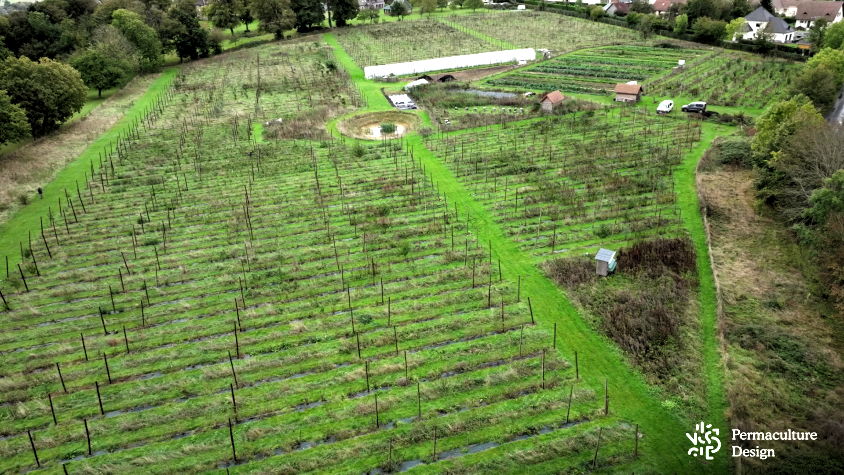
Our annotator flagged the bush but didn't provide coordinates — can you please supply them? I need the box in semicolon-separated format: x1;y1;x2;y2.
380;123;396;134
714;137;752;166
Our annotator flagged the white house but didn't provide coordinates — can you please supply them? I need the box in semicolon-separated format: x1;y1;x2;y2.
603;0;633;16
741;7;795;43
794;1;843;29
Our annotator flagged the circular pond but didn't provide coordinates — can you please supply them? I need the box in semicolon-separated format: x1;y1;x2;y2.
337;111;419;140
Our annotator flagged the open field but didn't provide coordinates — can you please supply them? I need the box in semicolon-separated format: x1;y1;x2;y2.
335;20;495;67
447;11;643;54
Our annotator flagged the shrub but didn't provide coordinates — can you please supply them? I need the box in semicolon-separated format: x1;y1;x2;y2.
714;137;752;166
380;123;396;134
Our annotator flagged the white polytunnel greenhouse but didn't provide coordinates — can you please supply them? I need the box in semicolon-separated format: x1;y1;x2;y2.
363;49;537;79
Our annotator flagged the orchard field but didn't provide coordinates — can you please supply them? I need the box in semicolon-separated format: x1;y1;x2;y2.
0;8;801;474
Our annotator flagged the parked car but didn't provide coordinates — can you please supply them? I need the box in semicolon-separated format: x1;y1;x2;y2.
681;101;707;113
656;100;674;114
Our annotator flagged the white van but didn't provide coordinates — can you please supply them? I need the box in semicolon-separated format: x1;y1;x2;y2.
656;100;674;114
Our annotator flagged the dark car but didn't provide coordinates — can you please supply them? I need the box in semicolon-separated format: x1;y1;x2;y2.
681;101;707;113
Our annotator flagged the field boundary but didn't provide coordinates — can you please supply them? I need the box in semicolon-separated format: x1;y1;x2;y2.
0;68;179;275
673;122;732;473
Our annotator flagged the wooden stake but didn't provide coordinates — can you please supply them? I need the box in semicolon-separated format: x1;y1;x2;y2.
230;383;238;422
103;353;112;383
95;381;104;415
541;349;546;389
364;360;370;392
355;331;361;359
592;427;603;469
634;423;639;457
228;418;237;463
84;418;92;455
575;351;579;380
56;362;66;392
48;392;57;424
566;384;574;424
27;430;39;467
99;307;108;335
122;325;130;354
17;264;29;292
403;350;408;380
374;392;379;428
234;321;240;357
0;288;8;310
604;378;609;415
553;323;557;349
81;333;88;360
393;326;399;355
528;297;534;324
416;381;421;418
228;351;238;388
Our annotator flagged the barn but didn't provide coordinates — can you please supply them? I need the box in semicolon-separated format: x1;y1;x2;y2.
613;83;643;103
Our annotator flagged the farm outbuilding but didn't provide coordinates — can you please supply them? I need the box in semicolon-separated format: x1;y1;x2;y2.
613;83;643;103
539;90;565;112
595;248;617;277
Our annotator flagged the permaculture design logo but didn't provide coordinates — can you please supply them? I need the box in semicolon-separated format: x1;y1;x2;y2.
687;422;721;460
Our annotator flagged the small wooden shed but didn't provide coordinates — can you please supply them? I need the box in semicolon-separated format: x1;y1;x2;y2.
595;248;617;277
539;90;565;112
613;83;643;103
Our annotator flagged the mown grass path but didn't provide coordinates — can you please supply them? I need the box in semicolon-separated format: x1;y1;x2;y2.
326;33;730;473
0;68;179;274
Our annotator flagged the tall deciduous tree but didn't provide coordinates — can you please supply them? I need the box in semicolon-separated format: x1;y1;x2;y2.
389;0;410;19
291;0;324;31
420;0;437;15
208;0;242;35
112;9;163;71
71;47;130;97
166;0;210;61
0;90;30;144
327;0;358;27
0;56;86;135
250;0;296;38
464;0;483;11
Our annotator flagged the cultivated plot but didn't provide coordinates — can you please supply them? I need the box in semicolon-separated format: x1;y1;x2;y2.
0;39;640;474
448;11;643;54
334;20;495;67
423;107;701;260
489;45;708;95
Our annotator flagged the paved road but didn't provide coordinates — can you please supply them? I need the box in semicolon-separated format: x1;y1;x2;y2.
829;86;844;125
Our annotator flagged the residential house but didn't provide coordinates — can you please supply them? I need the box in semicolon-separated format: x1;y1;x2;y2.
613;82;642;102
741;6;795;43
539;91;565;112
603;0;633;16
772;0;801;17
795;1;843;28
653;0;687;16
360;0;386;9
